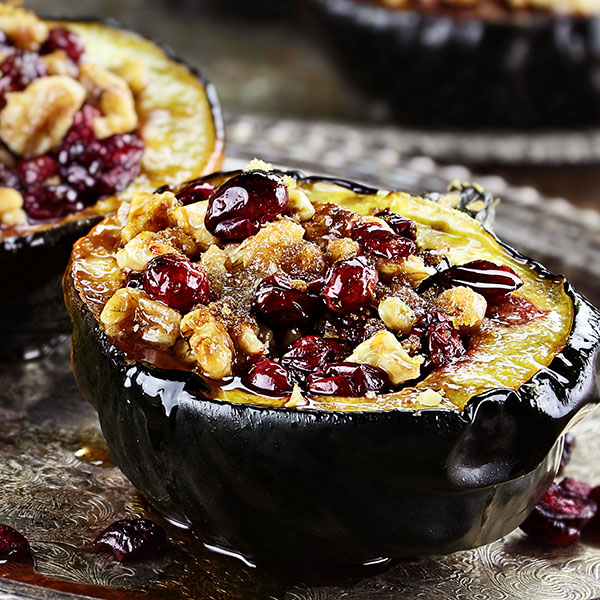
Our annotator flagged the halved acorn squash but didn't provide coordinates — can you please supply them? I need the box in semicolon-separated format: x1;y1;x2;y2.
0;10;223;357
307;0;600;128
64;168;600;565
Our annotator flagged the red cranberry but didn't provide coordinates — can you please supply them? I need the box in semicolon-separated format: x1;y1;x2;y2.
253;274;320;328
487;294;547;326
175;180;216;205
60;104;100;161
585;486;600;541
243;359;293;396
0;524;32;562
42;27;85;64
93;518;167;562
350;222;416;261
321;256;378;314
0;51;47;106
420;259;523;299
558;433;575;475
205;171;288;240
413;311;465;370
142;254;209;313
22;183;82;221
375;209;417;240
18;155;59;186
520;482;597;545
307;362;389;396
559;477;592;498
280;335;349;379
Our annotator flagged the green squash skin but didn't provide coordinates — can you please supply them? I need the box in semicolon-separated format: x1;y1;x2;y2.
0;17;223;360
307;0;600;128
66;174;600;565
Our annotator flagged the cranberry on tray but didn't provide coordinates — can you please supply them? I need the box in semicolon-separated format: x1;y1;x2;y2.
93;518;168;562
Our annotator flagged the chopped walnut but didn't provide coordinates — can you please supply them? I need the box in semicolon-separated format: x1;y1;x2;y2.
327;237;360;262
173;201;218;251
100;287;181;347
0;75;85;158
42;50;78;78
378;254;436;287
347;330;423;385
436;286;487;331
114;59;148;95
378;297;417;335
286;188;315;222
116;230;187;271
228;218;305;271
0;4;48;50
181;306;235;380
121;191;180;243
285;384;309;408
416;389;444;407
0;187;26;226
79;63;138;139
245;158;273;172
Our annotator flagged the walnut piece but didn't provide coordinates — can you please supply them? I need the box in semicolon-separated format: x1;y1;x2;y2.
0;187;26;226
181;306;235;380
43;50;78;78
436;286;487;331
100;288;181;348
121;192;180;243
286;188;315;222
114;59;148;95
0;4;48;50
116;230;185;271
79;63;138;139
0;76;85;158
327;237;360;262
378;297;417;335
228;218;305;271
378;254;436;287
347;330;423;385
173;201;218;251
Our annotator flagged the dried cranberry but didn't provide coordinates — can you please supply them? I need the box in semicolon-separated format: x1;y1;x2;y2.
281;335;349;379
520;482;597;545
413;311;465;369
243;359;293;396
18;155;59;186
58;103;143;203
93;518;167;562
307;362;389;396
321;256;378;314
0;51;47;105
22;183;82;221
487;295;547;327
205;171;288;240
253;274;320;328
585;486;600;541
142;254;209;313
60;104;100;161
0;162;20;189
42;27;85;64
350;222;416;261
419;259;523;299
175;180;216;205
93;133;145;196
374;209;417;240
559;477;592;499
0;524;32;562
558;433;575;475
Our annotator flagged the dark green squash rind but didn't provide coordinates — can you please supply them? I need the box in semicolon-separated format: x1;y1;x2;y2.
0;17;223;359
65;172;600;565
307;0;600;128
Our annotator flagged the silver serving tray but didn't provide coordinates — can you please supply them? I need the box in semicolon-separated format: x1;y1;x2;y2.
1;140;600;600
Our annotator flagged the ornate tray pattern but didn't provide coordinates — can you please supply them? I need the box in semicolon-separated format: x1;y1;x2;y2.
1;138;600;599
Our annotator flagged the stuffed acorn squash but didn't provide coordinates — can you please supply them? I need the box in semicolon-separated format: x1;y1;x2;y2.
0;4;223;357
307;0;600;128
65;162;600;565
